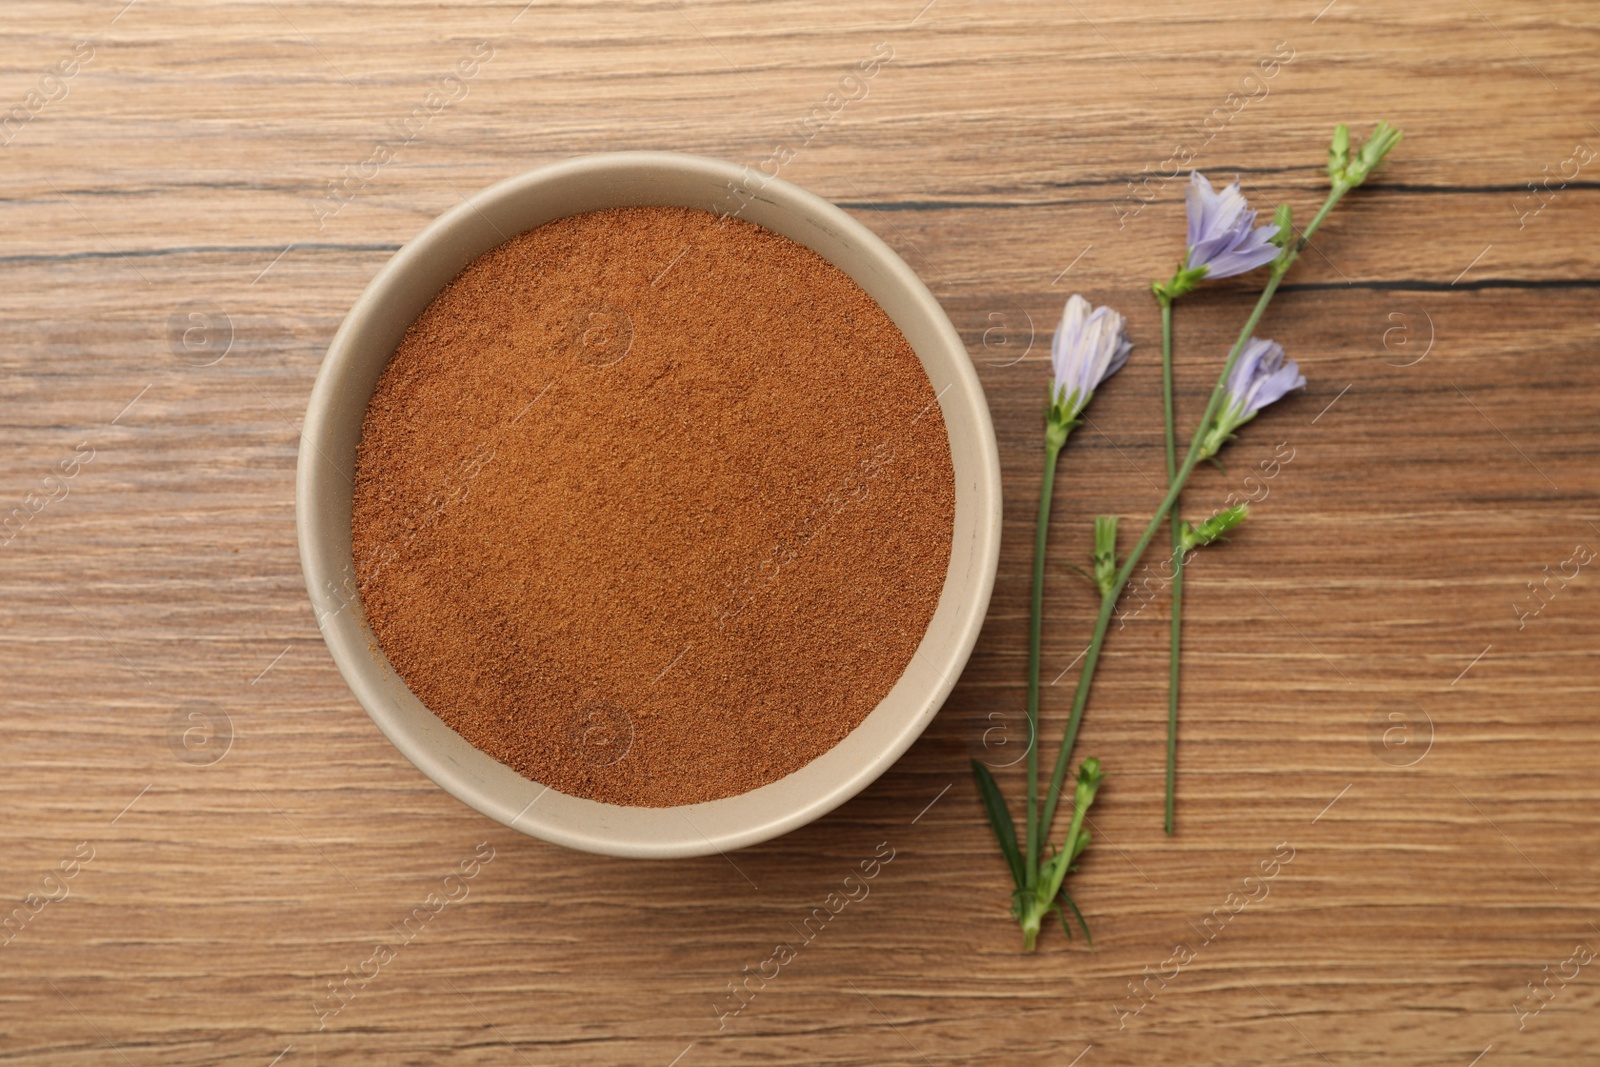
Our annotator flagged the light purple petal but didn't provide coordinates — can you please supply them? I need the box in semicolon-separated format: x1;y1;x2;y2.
1076;308;1115;394
1186;173;1244;245
1201;231;1282;279
1223;337;1302;420
1187;232;1231;271
1184;172;1215;252
1246;360;1306;414
1225;337;1277;405
1105;330;1134;378
1051;294;1091;389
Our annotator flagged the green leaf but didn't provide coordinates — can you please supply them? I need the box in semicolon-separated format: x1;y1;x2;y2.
1059;889;1094;948
970;759;1025;891
1269;203;1294;248
1065;562;1097;587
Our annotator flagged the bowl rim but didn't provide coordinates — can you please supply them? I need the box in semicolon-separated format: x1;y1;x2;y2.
296;151;1002;857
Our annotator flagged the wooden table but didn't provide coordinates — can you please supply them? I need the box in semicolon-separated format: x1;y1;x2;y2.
3;1;1596;1063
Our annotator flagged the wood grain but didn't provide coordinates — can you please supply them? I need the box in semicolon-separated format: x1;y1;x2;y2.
2;1;1598;1064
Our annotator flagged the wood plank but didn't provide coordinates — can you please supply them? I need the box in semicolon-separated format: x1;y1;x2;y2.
2;1;1597;1064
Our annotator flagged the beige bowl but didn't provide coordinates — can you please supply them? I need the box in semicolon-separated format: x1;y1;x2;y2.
296;152;1000;858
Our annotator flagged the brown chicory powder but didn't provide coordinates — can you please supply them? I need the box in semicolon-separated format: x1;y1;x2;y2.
350;205;954;807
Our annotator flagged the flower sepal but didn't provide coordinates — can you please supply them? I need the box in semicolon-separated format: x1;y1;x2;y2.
1045;388;1084;446
1197;413;1245;460
1151;263;1208;304
1268;204;1294;248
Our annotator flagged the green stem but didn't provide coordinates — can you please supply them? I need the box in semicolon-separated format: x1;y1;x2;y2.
1160;298;1177;478
1035;182;1350;842
1021;910;1042;952
1159;295;1184;836
1025;427;1067;888
1166;554;1185;834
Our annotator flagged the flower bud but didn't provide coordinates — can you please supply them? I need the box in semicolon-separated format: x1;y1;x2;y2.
1075;757;1104;801
1092;515;1119;595
1179;503;1249;553
1329;121;1403;191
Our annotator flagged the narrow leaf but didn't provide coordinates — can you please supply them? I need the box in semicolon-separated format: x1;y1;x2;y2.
970;759;1025;890
1060;889;1094;949
1054;904;1073;941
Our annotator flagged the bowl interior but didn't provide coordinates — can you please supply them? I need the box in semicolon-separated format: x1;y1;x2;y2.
297;152;1000;858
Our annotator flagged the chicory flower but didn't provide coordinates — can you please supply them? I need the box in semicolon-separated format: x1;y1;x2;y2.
1155;173;1282;302
1185;172;1282;280
1049;294;1133;430
1199;336;1305;457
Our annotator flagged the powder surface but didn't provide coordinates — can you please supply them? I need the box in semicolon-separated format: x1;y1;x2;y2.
350;205;955;807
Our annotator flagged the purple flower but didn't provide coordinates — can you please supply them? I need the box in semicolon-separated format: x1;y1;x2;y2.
1184;172;1281;281
1200;337;1305;456
1049;294;1133;425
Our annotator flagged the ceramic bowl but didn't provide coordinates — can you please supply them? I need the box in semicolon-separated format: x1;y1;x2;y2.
296;152;1001;858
